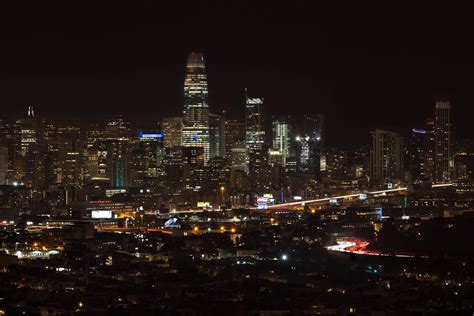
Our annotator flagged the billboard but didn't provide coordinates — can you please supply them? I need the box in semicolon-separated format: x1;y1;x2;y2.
257;194;275;210
197;202;211;208
91;210;113;219
139;131;163;139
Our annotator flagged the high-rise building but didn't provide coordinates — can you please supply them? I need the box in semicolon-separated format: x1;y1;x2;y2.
0;145;7;185
56;120;82;187
130;131;166;188
18;107;39;157
424;117;435;182
295;135;311;172
304;114;325;178
106;115;131;140
106;139;131;188
0;117;20;183
206;156;230;191
230;140;247;173
162;117;182;149
182;146;205;191
407;128;427;183
224;120;245;160
272;118;290;167
182;52;210;164
325;148;348;180
209;113;225;158
165;147;184;194
245;92;267;192
370;129;404;186
434;101;451;183
245;93;265;154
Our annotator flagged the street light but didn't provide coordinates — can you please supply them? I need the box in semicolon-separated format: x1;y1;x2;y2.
220;186;225;207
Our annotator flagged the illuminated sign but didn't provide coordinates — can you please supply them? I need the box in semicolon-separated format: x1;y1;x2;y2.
257;195;275;210
412;128;426;134
90;200;112;204
164;217;179;228
139;131;163;139
91;210;113;219
197;202;211;208
293;196;302;201
106;188;127;197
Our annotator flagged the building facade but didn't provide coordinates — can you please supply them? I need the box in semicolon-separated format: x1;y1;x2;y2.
182;52;210;164
434;101;451;183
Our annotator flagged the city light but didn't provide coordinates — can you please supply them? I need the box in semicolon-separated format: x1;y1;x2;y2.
0;17;468;315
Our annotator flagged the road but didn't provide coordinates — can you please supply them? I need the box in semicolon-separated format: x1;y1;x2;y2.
327;239;428;258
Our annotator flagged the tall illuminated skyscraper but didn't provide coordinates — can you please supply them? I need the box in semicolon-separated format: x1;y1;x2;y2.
245;91;267;191
245;92;265;154
182;52;210;164
272;118;290;167
434;100;451;183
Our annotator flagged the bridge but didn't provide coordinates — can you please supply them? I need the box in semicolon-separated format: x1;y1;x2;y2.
261;187;409;211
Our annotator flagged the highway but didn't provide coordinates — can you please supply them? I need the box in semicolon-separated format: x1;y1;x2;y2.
326;239;428;258
262;187;408;210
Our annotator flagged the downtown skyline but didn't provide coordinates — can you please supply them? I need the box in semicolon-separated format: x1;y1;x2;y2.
0;3;473;314
0;48;470;147
0;2;473;145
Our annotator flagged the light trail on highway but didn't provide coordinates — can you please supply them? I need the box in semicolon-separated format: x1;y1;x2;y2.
262;187;409;210
326;239;428;258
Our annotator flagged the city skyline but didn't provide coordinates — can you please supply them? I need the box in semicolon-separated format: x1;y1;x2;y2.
0;3;474;314
0;4;473;145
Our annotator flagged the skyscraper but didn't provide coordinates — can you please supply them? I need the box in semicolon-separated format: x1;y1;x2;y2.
182;52;210;164
0;145;7;185
407;128;427;183
224;120;245;160
245;91;267;192
18;106;38;157
304;114;325;178
209;113;225;159
162;117;183;149
424;117;435;182
245;93;265;155
105;115;131;140
272;118;290;167
434;101;451;183
370;129;404;186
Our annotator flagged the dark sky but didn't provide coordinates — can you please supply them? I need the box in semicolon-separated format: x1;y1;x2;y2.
0;2;473;145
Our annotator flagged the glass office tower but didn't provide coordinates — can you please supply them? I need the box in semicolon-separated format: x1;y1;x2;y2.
182;52;210;164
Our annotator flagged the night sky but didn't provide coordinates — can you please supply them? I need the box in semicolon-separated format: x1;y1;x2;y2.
0;2;473;145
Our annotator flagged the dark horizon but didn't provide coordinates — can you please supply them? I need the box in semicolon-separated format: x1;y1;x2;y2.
0;2;472;145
